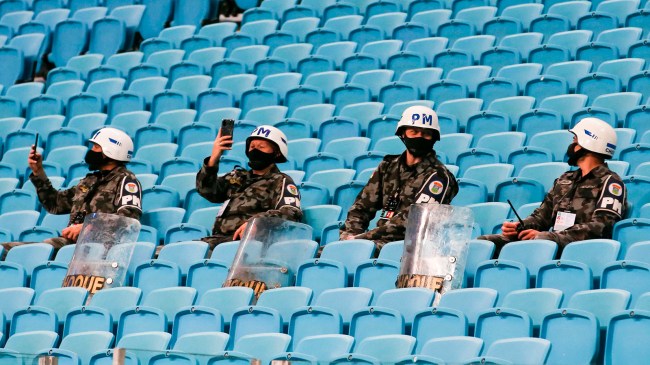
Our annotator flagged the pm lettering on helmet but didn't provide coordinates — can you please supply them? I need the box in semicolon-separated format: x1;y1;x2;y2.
411;113;435;126
253;127;272;138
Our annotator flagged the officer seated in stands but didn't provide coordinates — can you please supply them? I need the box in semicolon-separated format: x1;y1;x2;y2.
2;127;142;254
480;117;627;254
340;105;458;251
196;125;302;250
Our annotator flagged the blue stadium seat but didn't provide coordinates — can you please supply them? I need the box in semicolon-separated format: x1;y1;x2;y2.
541;308;600;365
474;307;532;354
456;148;500;176
518;162;570;192
568;289;630;331
474;259;529;304
354;259;400;303
605;309;650;365
349;306;404;347
198;287;253;326
602;259;650;307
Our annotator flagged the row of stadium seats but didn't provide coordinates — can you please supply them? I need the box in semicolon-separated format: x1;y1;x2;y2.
1;284;650;363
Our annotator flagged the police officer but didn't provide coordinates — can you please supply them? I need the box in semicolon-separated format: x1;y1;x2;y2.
196;125;302;249
340;105;458;250
2;127;143;253
480;117;627;252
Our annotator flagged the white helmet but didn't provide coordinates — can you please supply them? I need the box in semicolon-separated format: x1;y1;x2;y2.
569;117;617;158
88;127;134;162
246;125;289;162
395;105;441;141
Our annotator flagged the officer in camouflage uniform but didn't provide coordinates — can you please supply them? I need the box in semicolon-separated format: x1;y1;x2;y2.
2;127;142;254
480;118;627;254
341;105;458;250
196;125;302;250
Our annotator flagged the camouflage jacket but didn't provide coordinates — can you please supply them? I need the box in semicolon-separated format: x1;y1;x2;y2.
196;159;302;237
30;165;143;226
523;164;626;246
341;151;458;247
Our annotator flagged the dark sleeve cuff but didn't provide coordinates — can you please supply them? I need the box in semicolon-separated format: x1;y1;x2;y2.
202;157;219;174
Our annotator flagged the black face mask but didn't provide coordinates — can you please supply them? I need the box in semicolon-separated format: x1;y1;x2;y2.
84;150;107;171
246;148;276;170
566;142;589;166
401;136;435;158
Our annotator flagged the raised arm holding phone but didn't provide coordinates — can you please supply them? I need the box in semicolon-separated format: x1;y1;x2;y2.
2;127;143;256
196;122;303;253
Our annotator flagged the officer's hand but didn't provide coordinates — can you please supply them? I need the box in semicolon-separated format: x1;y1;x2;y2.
233;222;248;240
501;221;520;238
208;129;233;167
518;229;540;240
28;145;44;176
340;233;356;240
62;224;83;242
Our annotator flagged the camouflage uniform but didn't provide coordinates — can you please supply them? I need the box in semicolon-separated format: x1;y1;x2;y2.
3;165;142;251
341;151;458;250
479;164;627;252
196;158;302;249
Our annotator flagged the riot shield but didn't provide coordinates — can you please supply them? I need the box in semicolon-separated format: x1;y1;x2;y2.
224;217;314;300
62;213;141;301
397;204;474;304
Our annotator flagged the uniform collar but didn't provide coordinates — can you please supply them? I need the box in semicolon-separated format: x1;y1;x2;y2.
399;150;440;172
248;164;280;178
575;164;609;179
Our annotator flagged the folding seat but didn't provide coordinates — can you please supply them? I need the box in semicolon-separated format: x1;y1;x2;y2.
469;337;551;365
603;309;650;365
125;64;164;87
301;71;345;103
179;49;220;75
141;185;180;213
301;152;345;178
286;137;322;168
354;259;400;302
601;258;650;307
349;306;404;345
350;12;404;48
499;238;558;279
494;176;545;209
452;178;489;206
269;44;312;72
537;94;587;128
333;181;366;213
483;14;523;44
619;144;650;175
30;260;69;299
537;308;601;365
623;175;650;218
592;92;642;128
34;287;89;329
375;288;435;329
568;289;630;334
409;308;468;356
295;258;347;297
487;96;535;127
302;204;344;241
0;330;59;363
297;181;328;207
226;305;284;349
0;188;39;214
433;49;475;79
576;72;623;104
434;133;471;166
463;164;514;198
456;148;500;177
500;288;562;332
474;307;533;354
284;86;326;117
195;88;235;117
4;82;43;113
156;109;199;140
453;35;496;64
514;108;562;140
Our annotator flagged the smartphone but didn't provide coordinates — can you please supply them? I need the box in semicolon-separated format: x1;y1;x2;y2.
221;119;235;138
221;119;235;149
33;133;39;152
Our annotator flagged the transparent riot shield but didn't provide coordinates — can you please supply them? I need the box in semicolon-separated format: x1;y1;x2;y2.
62;213;141;302
397;204;474;304
224;217;313;300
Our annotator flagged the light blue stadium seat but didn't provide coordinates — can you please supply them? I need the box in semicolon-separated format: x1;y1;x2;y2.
62;305;112;337
0;330;59;363
302;205;343;241
499;239;557;284
411;306;468;354
349;306;404;347
142;286;197;330
36;287;88;327
106;331;171;365
613;218;650;258
0;260;26;289
284;334;353;365
568;289;630;331
463;163;514;197
257;287;313;329
602;259;650;307
502;288;562;330
30;261;68;299
5;242;53;277
541;308;600;365
296;258;347;298
198;287;253;326
116;305;168;343
474;307;532;354
186;259;229;297
90;287;142;327
333;335;415;364
400;336;482;365
605;309;650;365
228;305;283;349
453;179;488;206
42;331;115;365
474;259;529;305
354;259;399;303
471;337;550;365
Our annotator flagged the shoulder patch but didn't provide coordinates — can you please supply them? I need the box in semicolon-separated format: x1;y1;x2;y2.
276;177;301;209
414;170;450;204
117;176;142;212
595;175;626;218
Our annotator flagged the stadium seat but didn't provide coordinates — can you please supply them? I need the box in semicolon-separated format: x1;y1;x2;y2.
568;289;630;331
541;308;600;365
